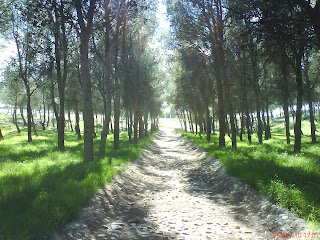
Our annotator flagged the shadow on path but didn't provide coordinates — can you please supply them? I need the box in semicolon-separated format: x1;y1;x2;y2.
50;128;309;240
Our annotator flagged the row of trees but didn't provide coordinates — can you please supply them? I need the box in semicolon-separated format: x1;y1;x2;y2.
165;0;320;152
0;0;163;161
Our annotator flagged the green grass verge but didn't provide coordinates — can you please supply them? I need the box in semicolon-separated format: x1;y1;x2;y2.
179;118;320;230
0;116;157;240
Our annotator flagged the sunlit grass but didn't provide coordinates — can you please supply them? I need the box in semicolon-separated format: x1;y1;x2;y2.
0;116;156;240
179;117;320;229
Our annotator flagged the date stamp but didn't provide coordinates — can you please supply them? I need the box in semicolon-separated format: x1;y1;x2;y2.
272;232;319;239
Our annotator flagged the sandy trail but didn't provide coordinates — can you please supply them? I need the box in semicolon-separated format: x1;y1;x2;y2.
50;128;310;240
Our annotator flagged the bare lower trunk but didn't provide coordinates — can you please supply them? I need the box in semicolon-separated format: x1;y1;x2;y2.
144;104;148;137
75;103;82;140
26;88;32;143
183;110;187;132
217;85;225;146
20;105;27;126
80;40;94;161
308;93;316;143
31;112;38;137
262;110;267;140
14;100;21;133
99;115;108;156
225;115;230;137
128;110;133;142
283;103;290;144
139;113;144;139
47;107;50;127
240;113;244;141
114;93;120;149
206;106;211;142
294;53;303;153
187;111;194;133
99;98;110;155
57;104;65;150
68;110;73;131
133;110;138;143
0;128;3;140
211;105;215;134
265;100;271;139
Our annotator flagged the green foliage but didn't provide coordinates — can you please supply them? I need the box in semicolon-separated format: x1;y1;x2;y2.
0;116;156;240
179;118;320;229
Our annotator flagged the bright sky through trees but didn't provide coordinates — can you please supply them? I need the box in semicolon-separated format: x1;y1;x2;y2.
157;0;170;30
0;39;15;73
0;1;170;75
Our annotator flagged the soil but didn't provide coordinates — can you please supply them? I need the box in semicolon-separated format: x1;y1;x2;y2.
48;128;312;240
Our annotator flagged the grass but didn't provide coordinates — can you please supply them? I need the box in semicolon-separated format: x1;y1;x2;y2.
0;115;157;240
179;116;320;230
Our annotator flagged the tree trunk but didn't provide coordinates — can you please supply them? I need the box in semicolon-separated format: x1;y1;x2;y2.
307;92;317;143
75;103;82;140
26;87;32;143
187;111;194;133
41;93;46;130
14;98;21;133
217;81;226;146
183;110;187;132
31;112;38;137
265;100;271;139
240;112;244;141
20;105;27;126
73;0;96;161
178;113;184;130
110;119;113;133
206;106;211;142
234;114;239;137
80;35;94;160
262;109;268;140
189;111;194;133
68;110;73;131
240;57;252;143
133;110;138;143
211;103;215;134
225;115;230;137
294;52;303;152
47;106;50;127
303;54;317;144
283;105;291;145
113;74;120;149
0;128;4;140
99;112;108;156
128;110;133;142
57;102;65;150
249;35;263;144
53;0;68;151
144;102;149;137
93;114;97;139
139;111;144;139
195;120;198;135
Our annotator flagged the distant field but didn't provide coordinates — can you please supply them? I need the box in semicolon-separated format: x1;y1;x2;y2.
179;116;320;230
0;114;156;240
159;117;181;129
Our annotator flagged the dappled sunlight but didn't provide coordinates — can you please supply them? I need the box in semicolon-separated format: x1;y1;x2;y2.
51;128;310;240
181;129;320;229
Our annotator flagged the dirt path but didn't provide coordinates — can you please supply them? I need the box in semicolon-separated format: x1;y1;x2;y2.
50;128;310;240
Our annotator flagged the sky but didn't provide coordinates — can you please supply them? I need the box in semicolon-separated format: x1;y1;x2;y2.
0;1;172;109
157;0;170;30
0;39;16;73
0;0;171;73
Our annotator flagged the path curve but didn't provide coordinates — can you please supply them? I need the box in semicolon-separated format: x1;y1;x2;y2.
50;128;309;240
